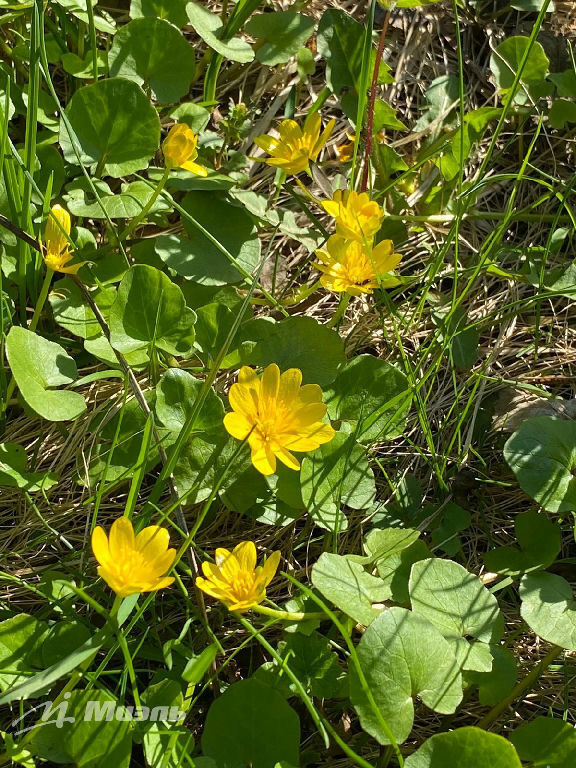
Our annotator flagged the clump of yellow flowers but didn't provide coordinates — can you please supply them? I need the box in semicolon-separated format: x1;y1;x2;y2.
223;363;335;476
196;541;281;612
42;204;84;274
316;189;402;296
162;122;207;177
91;517;176;597
254;113;335;176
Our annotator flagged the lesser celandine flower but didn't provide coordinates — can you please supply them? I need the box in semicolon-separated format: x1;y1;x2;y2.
162;123;208;176
322;190;384;243
196;541;281;612
91;517;176;598
315;235;402;296
223;364;335;476
254;113;335;175
42;204;84;274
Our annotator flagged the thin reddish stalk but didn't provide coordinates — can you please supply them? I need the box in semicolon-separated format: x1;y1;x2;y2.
360;10;391;192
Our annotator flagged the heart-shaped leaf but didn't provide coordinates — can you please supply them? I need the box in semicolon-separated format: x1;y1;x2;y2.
511;716;576;767
109;18;195;103
60;78;160;177
484;510;561;576
350;607;463;744
404;727;522;768
6;327;86;421
520;571;576;649
109;265;196;357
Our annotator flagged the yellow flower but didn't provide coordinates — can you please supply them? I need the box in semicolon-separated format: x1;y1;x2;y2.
315;234;402;296
91;517;176;598
42;205;84;274
322;190;383;243
335;136;355;163
223;363;335;476
254;113;336;175
196;541;281;612
162;123;208;176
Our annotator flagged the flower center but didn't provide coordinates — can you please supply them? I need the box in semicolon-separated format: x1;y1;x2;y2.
231;570;255;600
115;550;146;583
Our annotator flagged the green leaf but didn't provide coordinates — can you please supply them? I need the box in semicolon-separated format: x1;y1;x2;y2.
186;2;254;63
549;99;576;130
409;558;504;644
49;278;117;340
0;614;47;691
510;0;552;10
109;18;195;104
549;70;576;99
239;316;345;386
257;631;346;699
61;50;108;79
245;12;315;66
64;178;171;219
484;510;561;576
325;355;411;441
143;726;194;768
373;100;407;132
404;727;522;768
511;716;576;767
301;433;375;531
0;443;58;491
520;571;576;650
350;607;463;744
202;678;300;768
429;502;471;557
30;690;132;767
109;265;196;356
504;416;576;514
41;621;92;667
156;192;260;285
490;36;550;106
60;78;160;177
155;368;224;435
467;645;517;707
317;10;368;94
311;552;390;625
6;327;86;421
130;0;189;27
169;102;211;133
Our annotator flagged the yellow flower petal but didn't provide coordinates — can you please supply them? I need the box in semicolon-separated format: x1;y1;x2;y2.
233;541;257;572
275;446;300;471
135;526;169;559
223;411;252;440
181;160;208;176
91;526;110;567
108;517;135;560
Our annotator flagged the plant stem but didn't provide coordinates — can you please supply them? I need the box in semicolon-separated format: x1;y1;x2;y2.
361;8;391;192
121;168;169;240
477;644;563;730
252;604;326;622
29;267;53;332
326;293;350;328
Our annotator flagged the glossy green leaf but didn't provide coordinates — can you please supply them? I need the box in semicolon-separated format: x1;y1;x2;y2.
409;558;504;644
239;316;345;386
504;416;576;513
520;571;576;649
0;614;47;691
317;10;369;94
350;607;463;744
130;0;189;27
404;727;522;768
6;327;86;421
49;278;117;340
467;646;517;706
245;12;315;66
325;354;411;440
484;510;561;576
0;443;58;491
109;265;196;356
311;552;390;625
60;78;160;177
301;433;375;530
490;36;550;106
31;690;132;767
156;191;260;285
186;2;254;63
511;716;576;767
64;178;171;219
202;678;300;768
109;18;195;104
143;726;194;768
155;368;224;435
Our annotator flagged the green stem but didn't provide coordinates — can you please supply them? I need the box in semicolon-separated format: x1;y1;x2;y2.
252;604;326;622
120;168;169;240
326;292;350;328
477;644;563;730
29;266;53;332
